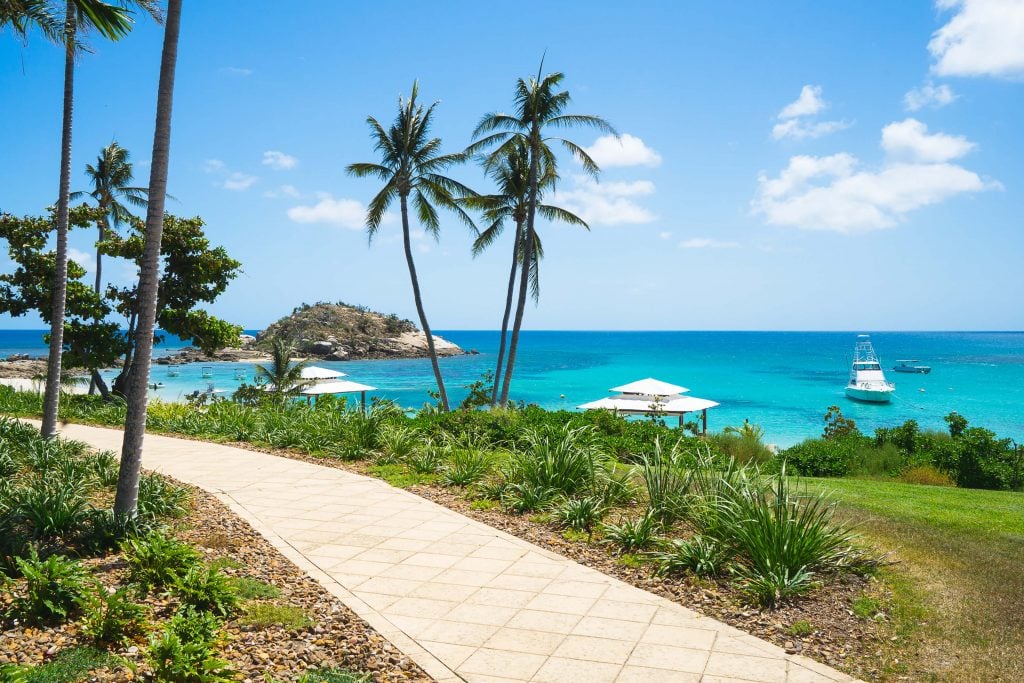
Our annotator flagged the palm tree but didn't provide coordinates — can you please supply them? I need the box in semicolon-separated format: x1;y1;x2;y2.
39;0;156;440
72;142;148;295
254;339;312;401
114;0;179;520
346;82;475;412
465;141;587;406
0;0;62;42
469;66;614;406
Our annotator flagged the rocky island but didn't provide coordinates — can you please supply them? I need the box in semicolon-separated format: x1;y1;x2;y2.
157;301;468;365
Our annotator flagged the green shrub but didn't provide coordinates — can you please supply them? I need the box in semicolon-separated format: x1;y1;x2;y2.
653;536;730;577
91;451;120;487
788;619;814;637
638;441;691;526
500;482;556;513
549;496;605;533
122;531;202;592
146;630;234;683
6;549;92;624
166;607;223;645
377;425;418;463
506;425;607;498
9;483;89;542
407;445;444;474
781;434;867;477
137;474;190;519
602;511;659;553
734;564;814;607
850;443;906;477
79;509;155;554
80;586;149;646
229;576;280;600
172;565;239;617
442;448;493;487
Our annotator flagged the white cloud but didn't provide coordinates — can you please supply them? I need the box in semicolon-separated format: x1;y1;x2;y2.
550;176;657;225
219;66;253;77
222;172;258;191
583;134;662;168
881;118;975;162
929;0;1024;78
287;193;366;229
658;231;673;240
778;85;827;119
202;159;225;173
262;150;298;170
679;238;740;249
772;119;851;141
772;85;849;141
752;139;998;233
903;82;957;111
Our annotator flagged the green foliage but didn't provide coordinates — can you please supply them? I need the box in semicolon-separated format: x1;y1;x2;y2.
602;511;660;553
505;425;608;498
80;585;149;646
19;646;114;683
146;629;235;683
5;549;92;624
781;435;867;478
122;531;202;592
441;446;493;487
549;496;605;533
165;607;223;646
295;670;370;683
945;412;968;438
239;603;312;630
137;473;190;519
458;371;495;410
852;594;883;620
172;565;239;617
501;482;556;513
823;405;859;440
638;440;691;525
91;451;120;487
734;564;814;607
900;465;956;487
788;619;814;637
8;483;89;542
229;576;281;600
377;425;419;463
716;420;773;464
653;536;730;577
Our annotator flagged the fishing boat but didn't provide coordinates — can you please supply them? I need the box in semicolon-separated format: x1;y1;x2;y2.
845;335;895;403
893;359;931;374
167;364;181;377
201;366;213;378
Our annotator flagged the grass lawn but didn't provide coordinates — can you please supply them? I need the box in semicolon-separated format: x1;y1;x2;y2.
805;477;1024;682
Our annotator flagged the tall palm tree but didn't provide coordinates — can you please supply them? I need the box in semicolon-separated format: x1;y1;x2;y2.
465;141;587;406
0;0;62;42
72;141;148;295
39;0;156;440
346;82;475;412
254;339;311;401
469;66;614;406
114;0;179;520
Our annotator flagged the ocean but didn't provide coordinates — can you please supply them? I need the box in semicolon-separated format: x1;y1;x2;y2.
2;330;1022;447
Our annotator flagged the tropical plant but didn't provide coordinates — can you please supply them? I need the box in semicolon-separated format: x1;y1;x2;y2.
80;585;149;646
506;424;607;497
5;549;92;624
638;439;691;526
468;64;614;406
601;510;660;553
39;0;154;439
549;496;605;534
0;0;62;43
115;0;181;520
172;564;239;617
464;141;586;405
121;530;201;592
146;626;234;683
441;446;493;487
346;81;476;412
136;472;190;519
653;536;730;577
254;338;311;401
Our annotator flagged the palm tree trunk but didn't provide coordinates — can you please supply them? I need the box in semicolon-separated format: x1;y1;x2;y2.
40;3;76;439
88;215;109;396
114;0;181;518
500;133;541;407
491;219;523;406
399;194;449;412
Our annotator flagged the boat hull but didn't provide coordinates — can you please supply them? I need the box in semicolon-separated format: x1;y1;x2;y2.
893;366;931;374
845;386;893;403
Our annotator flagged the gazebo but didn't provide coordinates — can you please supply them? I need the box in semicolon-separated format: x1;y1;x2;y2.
299;366;347;380
299;379;377;412
577;377;719;433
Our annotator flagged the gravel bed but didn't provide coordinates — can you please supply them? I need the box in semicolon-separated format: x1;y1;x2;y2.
1;476;431;682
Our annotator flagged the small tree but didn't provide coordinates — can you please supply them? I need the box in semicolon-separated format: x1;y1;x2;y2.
823;405;858;440
945;411;968;438
254;339;311;403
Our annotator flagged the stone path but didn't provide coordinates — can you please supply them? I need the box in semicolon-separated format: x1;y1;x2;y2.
45;421;856;683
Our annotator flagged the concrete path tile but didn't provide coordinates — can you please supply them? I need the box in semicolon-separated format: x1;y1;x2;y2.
39;421;858;683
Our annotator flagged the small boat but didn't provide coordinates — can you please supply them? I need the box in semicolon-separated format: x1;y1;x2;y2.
201;366;213;378
845;335;895;403
167;364;181;377
893;359;931;374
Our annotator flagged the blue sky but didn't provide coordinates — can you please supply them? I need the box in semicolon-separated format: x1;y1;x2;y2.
1;0;1022;331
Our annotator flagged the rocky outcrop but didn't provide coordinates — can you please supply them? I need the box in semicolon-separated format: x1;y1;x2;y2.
256;302;465;361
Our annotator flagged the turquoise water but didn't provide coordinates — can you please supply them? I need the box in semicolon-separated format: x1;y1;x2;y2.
3;330;1022;447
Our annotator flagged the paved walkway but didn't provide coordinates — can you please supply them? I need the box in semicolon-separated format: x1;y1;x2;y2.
44;421;855;683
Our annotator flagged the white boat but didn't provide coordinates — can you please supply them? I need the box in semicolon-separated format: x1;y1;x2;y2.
845;335;895;403
893;359;931;374
201;366;213;378
167;364;181;377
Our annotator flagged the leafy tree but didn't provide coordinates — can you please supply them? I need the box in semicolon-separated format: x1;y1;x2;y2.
103;214;242;396
254;339;311;402
822;405;858;440
347;82;476;412
945;411;968;438
469;65;613;406
116;0;181;520
464;140;585;406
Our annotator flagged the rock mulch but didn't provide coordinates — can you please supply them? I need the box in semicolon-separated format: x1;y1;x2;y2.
0;478;430;682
